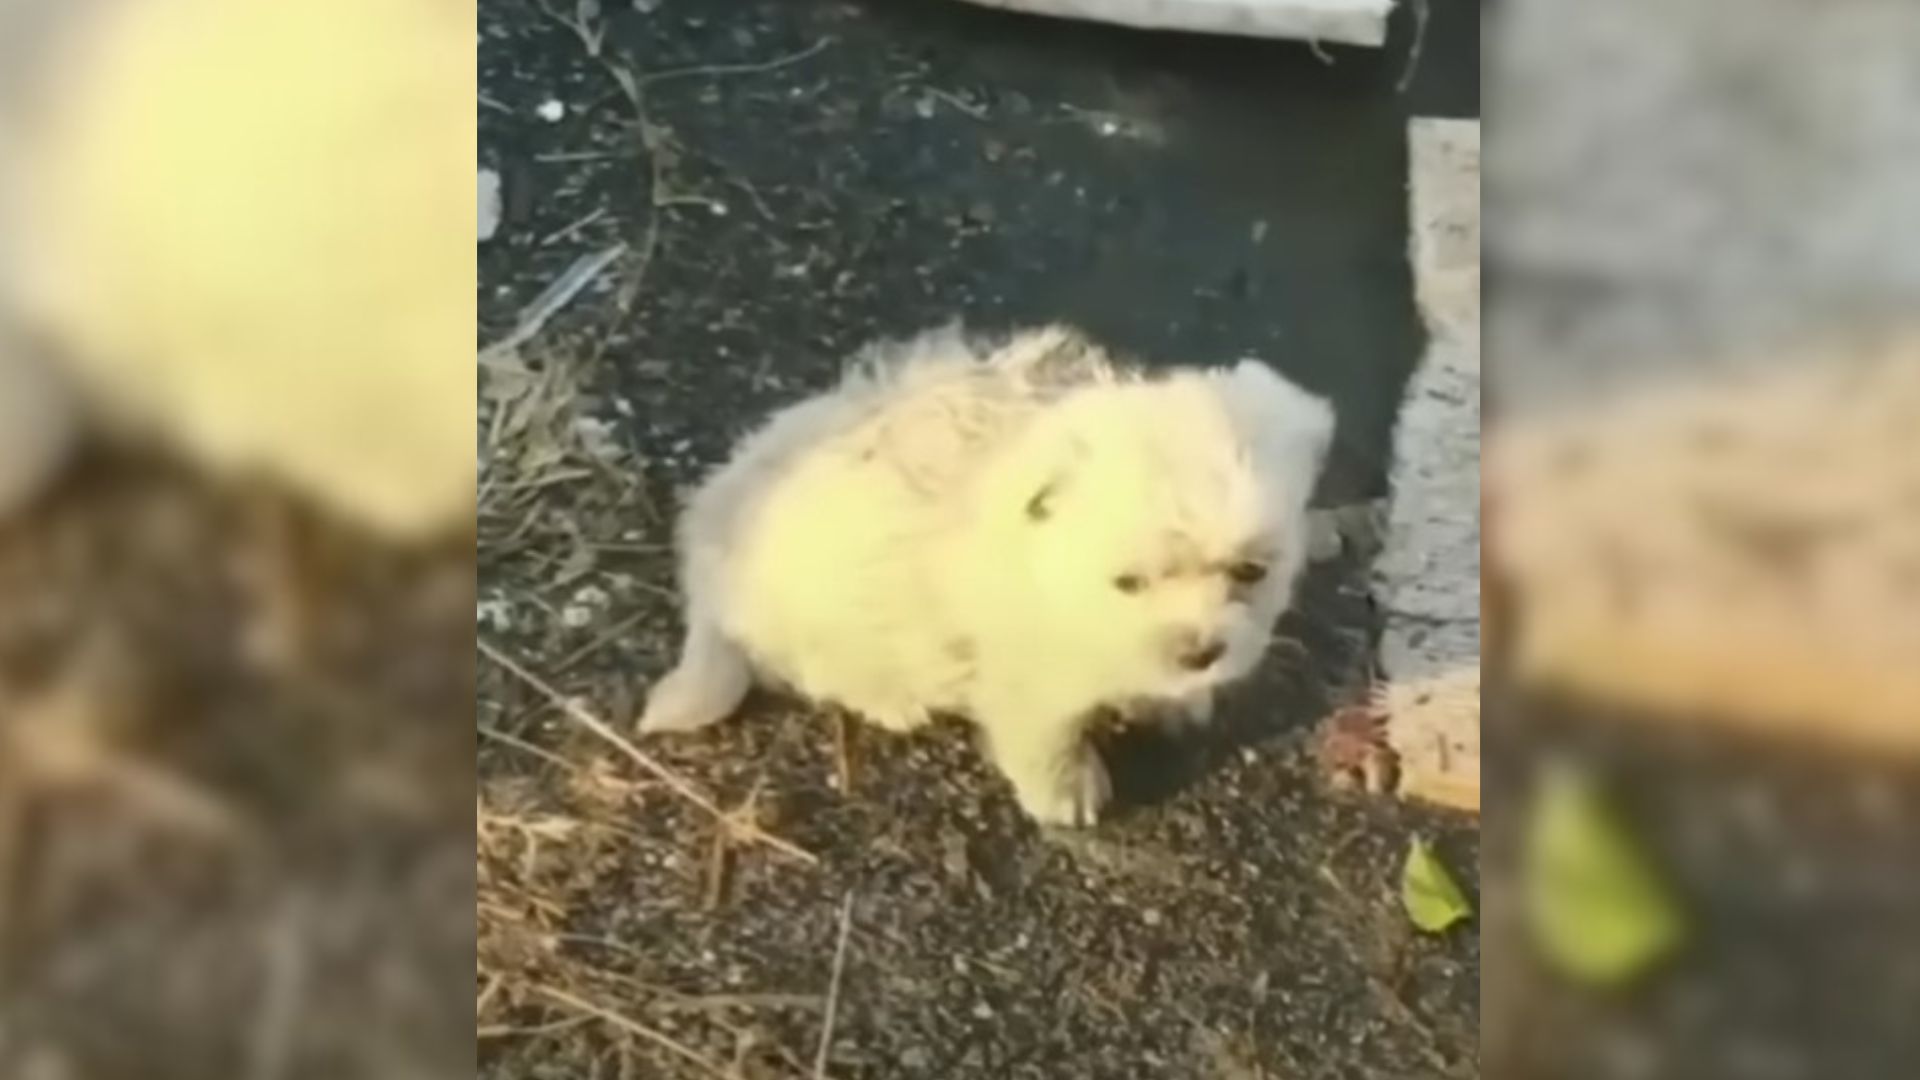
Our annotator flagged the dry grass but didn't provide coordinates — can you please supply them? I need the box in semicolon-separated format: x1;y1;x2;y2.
480;342;654;560
0;448;475;1078
477;339;832;1075
476;327;863;1074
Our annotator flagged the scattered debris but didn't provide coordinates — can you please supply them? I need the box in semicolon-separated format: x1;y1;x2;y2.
1306;500;1385;563
1317;702;1399;796
480;243;628;359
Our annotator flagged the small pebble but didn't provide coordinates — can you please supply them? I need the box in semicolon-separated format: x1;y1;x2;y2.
536;98;566;122
476;596;514;632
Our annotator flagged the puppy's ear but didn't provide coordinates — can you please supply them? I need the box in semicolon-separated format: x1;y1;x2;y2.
1221;359;1336;474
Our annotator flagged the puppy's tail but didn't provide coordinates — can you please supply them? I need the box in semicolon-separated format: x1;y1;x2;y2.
637;616;752;734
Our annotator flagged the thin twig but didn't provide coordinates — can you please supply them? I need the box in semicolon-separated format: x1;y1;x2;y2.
477;973;506;1016
534;0;606;57
534;983;731;1079
476;1014;594;1040
652;992;824;1014
478;722;577;772
655;192;730;215
922;86;988;121
813;892;856;1080
477;637;818;865
480;243;628;359
552;607;653;674
704;824;733;911
530;0;669;317
1395;0;1430;94
540;206;610;247
533;149;628;163
587;541;672;554
725;176;777;222
640;39;832;87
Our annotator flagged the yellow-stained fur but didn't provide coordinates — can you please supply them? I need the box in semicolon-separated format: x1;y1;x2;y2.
641;325;1335;825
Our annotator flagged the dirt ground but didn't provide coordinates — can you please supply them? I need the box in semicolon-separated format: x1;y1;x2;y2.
477;1;1480;1078
1481;691;1920;1080
0;452;475;1080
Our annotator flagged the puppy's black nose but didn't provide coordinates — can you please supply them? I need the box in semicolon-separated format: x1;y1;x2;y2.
1178;639;1227;671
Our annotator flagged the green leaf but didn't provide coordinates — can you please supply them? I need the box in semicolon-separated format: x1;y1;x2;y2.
1524;762;1685;987
1402;836;1473;933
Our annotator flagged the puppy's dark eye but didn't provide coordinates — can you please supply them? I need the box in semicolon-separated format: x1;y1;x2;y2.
1112;573;1147;594
1228;561;1268;585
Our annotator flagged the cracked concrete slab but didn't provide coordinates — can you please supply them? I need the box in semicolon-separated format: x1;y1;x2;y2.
1376;117;1480;812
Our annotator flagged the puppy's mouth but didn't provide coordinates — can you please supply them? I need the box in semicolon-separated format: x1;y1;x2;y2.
1156;659;1241;698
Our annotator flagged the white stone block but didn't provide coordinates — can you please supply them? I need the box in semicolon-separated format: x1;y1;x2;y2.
1375;118;1481;810
951;0;1393;47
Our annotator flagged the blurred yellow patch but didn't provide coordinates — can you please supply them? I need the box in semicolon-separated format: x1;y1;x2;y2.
1524;763;1685;988
10;0;475;539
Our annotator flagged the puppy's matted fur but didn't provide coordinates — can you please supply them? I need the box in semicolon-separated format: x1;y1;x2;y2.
641;324;1334;825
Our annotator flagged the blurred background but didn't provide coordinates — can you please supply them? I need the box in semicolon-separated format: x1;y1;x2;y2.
1485;0;1920;1076
0;1;474;1077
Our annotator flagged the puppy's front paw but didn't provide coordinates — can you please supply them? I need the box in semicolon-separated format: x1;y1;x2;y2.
1013;746;1112;828
858;701;934;733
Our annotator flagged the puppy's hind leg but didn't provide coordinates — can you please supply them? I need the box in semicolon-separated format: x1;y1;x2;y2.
638;615;753;734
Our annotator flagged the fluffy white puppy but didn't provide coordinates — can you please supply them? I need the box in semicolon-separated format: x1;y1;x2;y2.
640;325;1335;825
